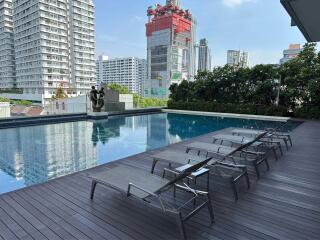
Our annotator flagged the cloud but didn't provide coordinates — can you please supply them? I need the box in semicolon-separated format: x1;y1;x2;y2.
222;0;255;8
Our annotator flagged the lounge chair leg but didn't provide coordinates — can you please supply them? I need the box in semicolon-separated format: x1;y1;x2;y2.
254;163;260;180
245;172;250;189
151;160;157;174
231;181;238;201
278;143;283;156
265;157;270;171
272;147;278;161
90;181;97;199
207;193;215;223
284;139;289;150
288;136;292;147
176;213;187;240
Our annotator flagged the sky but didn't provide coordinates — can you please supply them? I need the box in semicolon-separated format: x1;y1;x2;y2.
94;0;307;67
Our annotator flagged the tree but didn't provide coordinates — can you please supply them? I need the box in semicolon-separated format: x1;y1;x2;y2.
53;87;68;99
280;43;320;108
106;83;129;94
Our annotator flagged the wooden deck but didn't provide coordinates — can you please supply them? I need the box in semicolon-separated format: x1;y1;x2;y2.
0;120;320;240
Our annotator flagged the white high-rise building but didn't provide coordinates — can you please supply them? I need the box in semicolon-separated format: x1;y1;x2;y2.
227;50;249;68
96;56;147;95
0;0;15;88
198;38;212;71
1;0;96;103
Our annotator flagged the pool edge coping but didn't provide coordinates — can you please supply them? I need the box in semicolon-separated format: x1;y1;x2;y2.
163;109;291;122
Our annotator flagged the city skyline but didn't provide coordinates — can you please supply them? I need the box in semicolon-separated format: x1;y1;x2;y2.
94;0;306;67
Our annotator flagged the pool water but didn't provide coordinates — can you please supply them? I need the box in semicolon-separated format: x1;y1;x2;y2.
0;113;300;194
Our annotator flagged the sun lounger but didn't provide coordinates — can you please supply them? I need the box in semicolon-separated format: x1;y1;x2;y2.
184;143;250;200
89;159;214;240
231;128;283;160
152;147;249;201
210;134;269;178
265;128;292;149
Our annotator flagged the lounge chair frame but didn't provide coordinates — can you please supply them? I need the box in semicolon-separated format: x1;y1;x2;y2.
90;160;214;240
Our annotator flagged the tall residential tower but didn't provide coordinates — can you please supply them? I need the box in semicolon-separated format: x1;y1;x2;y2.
96;56;147;95
0;0;15;88
144;0;196;98
1;0;96;104
198;38;212;71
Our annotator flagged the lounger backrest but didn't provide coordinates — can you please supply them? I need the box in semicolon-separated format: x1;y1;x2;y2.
157;157;212;193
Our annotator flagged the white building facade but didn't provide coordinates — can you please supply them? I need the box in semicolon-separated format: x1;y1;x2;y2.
198;38;211;72
0;0;15;88
227;50;249;68
1;0;96;103
96;56;147;95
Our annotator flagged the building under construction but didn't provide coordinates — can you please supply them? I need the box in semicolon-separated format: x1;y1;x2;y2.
144;0;196;98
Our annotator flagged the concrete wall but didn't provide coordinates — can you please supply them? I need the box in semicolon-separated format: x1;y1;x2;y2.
0;102;11;118
119;94;133;110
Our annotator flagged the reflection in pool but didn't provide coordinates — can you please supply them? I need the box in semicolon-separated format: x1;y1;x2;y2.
0;113;300;194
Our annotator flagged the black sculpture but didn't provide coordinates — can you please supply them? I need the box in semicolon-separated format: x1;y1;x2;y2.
90;86;105;112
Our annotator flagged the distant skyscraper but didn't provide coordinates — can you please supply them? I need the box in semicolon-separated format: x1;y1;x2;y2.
96;56;147;95
280;44;302;64
198;39;212;71
0;0;96;104
145;0;197;98
227;50;249;68
0;0;15;89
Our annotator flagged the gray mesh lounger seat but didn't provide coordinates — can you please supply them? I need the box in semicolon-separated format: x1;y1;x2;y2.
185;142;238;157
212;134;263;149
185;142;250;200
89;160;214;240
211;134;269;178
151;150;216;173
231;129;267;137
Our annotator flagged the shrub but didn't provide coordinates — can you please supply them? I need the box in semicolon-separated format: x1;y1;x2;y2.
13;100;32;106
294;107;320;119
167;101;289;117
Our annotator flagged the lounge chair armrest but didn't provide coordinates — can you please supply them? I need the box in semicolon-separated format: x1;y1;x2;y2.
163;168;180;176
259;139;280;144
127;183;158;198
242;150;265;156
215;162;247;170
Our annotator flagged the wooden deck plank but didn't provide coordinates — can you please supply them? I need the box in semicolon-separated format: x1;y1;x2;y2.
0;120;320;240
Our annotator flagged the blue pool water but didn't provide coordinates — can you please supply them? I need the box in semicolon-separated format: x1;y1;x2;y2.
0;113;300;194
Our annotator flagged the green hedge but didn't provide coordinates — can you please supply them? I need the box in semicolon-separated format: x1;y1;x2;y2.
294;107;320;119
167;101;320;119
0;97;32;106
0;88;23;94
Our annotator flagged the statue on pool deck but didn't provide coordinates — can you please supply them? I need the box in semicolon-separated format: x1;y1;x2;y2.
90;86;105;112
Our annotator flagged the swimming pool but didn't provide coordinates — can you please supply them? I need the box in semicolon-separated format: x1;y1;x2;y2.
0;113;300;194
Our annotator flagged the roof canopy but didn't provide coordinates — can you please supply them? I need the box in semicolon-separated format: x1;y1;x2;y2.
281;0;320;42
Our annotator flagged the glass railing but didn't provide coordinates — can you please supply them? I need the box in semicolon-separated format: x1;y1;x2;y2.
0;93;167;120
